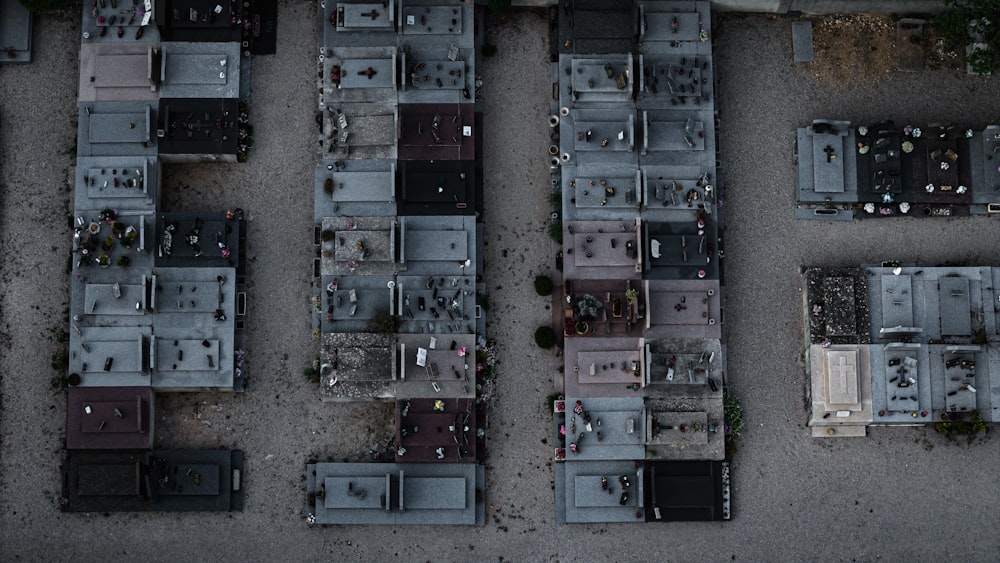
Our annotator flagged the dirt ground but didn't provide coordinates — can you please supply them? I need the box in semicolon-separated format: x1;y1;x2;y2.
809;14;963;88
811;15;899;87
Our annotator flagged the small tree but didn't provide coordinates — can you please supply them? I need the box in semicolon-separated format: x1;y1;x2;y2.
935;0;1000;75
534;326;556;349
534;275;553;296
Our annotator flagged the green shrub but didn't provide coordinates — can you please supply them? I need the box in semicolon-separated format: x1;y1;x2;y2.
51;349;68;372
548;221;563;244
936;411;988;438
303;359;321;383
534;326;556;349
935;0;1000;75
724;393;744;437
534;275;553;296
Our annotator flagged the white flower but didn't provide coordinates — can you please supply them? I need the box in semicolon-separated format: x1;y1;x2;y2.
864;203;875;214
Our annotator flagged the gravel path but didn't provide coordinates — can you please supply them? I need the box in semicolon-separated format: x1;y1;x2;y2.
2;6;1000;561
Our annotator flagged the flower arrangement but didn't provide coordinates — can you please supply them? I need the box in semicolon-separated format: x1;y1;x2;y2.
237;101;253;163
80;233;98;252
234;349;245;379
475;340;498;382
99;208;118;223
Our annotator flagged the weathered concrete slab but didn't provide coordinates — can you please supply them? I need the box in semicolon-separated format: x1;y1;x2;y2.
0;0;32;64
791;21;814;62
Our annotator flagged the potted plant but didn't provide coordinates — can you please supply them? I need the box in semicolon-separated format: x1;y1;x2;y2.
324;178;334;194
575;293;603;321
575;321;589;335
321;229;335;242
97;253;110;268
121;226;138;248
102;234;115;252
563;316;576;336
117;256;130;267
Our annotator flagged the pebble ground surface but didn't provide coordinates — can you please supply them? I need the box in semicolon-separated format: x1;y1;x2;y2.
1;4;999;560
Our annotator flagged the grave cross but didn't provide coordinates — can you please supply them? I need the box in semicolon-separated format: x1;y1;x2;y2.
361;9;380;20
823;145;836;163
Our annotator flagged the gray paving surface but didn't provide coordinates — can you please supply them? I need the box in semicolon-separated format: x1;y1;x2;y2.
1;5;1000;561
